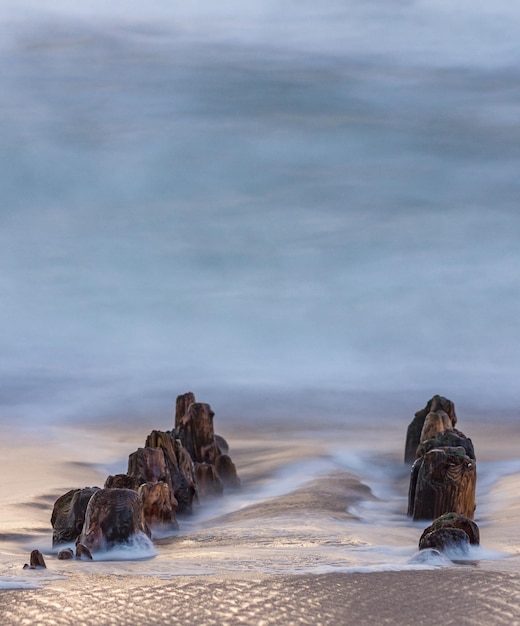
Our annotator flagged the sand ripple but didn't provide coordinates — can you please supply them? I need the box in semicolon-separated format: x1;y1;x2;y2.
1;570;520;625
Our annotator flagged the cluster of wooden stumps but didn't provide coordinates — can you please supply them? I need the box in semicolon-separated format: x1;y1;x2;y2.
26;392;479;569
45;392;240;562
405;394;479;554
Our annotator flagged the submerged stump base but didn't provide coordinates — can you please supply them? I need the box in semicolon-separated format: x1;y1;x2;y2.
419;527;470;554
419;512;480;546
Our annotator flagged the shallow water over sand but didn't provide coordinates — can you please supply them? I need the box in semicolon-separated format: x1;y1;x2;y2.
1;409;519;592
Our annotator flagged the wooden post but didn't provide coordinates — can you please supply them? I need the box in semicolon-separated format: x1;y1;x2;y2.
127;447;169;485
419;410;453;442
78;488;151;553
51;487;99;546
104;474;140;490
194;463;224;498
411;447;476;520
419;512;480;547
23;550;47;569
138;481;179;529
144;430;197;514
176;402;220;465
404;395;457;463
215;454;240;489
416;430;475;462
419;527;470;553
175;391;196;429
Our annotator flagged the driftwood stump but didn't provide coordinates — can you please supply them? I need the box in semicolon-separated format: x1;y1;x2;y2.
419;527;470;553
419;512;480;547
215;454;241;489
176;402;220;464
410;447;476;520
416;430;475;462
104;474;140;490
23;550;46;569
77;488;151;553
404;395;457;463
194;463;224;498
420;410;453;442
57;548;74;560
175;391;196;429
128;447;170;485
127;445;181;526
215;434;229;456
145;430;197;514
138;481;179;529
51;487;99;546
75;543;93;560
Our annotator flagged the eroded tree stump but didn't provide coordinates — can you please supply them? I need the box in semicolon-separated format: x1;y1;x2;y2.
419;512;479;546
104;474;140;490
404;395;457;464
23;550;46;569
128;447;169;485
145;430;197;514
51;487;99;546
57;548;74;560
215;454;240;489
175;391;196;429
194;463;224;498
410;447;476;520
420;410;453;442
215;434;229;456
416;430;475;461
176;402;220;465
127;444;181;526
77;488;151;553
138;481;179;529
419;527;470;553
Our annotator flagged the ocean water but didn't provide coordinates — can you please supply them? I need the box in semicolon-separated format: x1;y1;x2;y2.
1;0;520;425
1;0;520;597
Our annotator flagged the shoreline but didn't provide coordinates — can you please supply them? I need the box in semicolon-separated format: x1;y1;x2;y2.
1;409;520;625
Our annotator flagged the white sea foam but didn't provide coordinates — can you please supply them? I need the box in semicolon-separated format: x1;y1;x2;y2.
88;533;157;561
0;577;41;590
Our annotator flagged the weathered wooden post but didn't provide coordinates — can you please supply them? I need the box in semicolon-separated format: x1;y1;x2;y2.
138;482;179;528
51;486;99;546
194;463;224;498
176;402;220;464
127;445;181;527
145;430;197;514
419;512;480;548
175;391;196;429
127;447;170;484
404;395;457;464
176;400;240;497
215;454;241;489
76;488;151;555
23;550;47;569
411;447;476;520
405;394;477;521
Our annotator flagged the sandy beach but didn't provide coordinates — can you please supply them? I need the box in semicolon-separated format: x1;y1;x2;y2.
1;411;520;625
2;569;520;625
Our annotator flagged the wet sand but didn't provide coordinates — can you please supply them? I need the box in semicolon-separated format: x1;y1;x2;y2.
2;569;520;625
1;414;520;625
